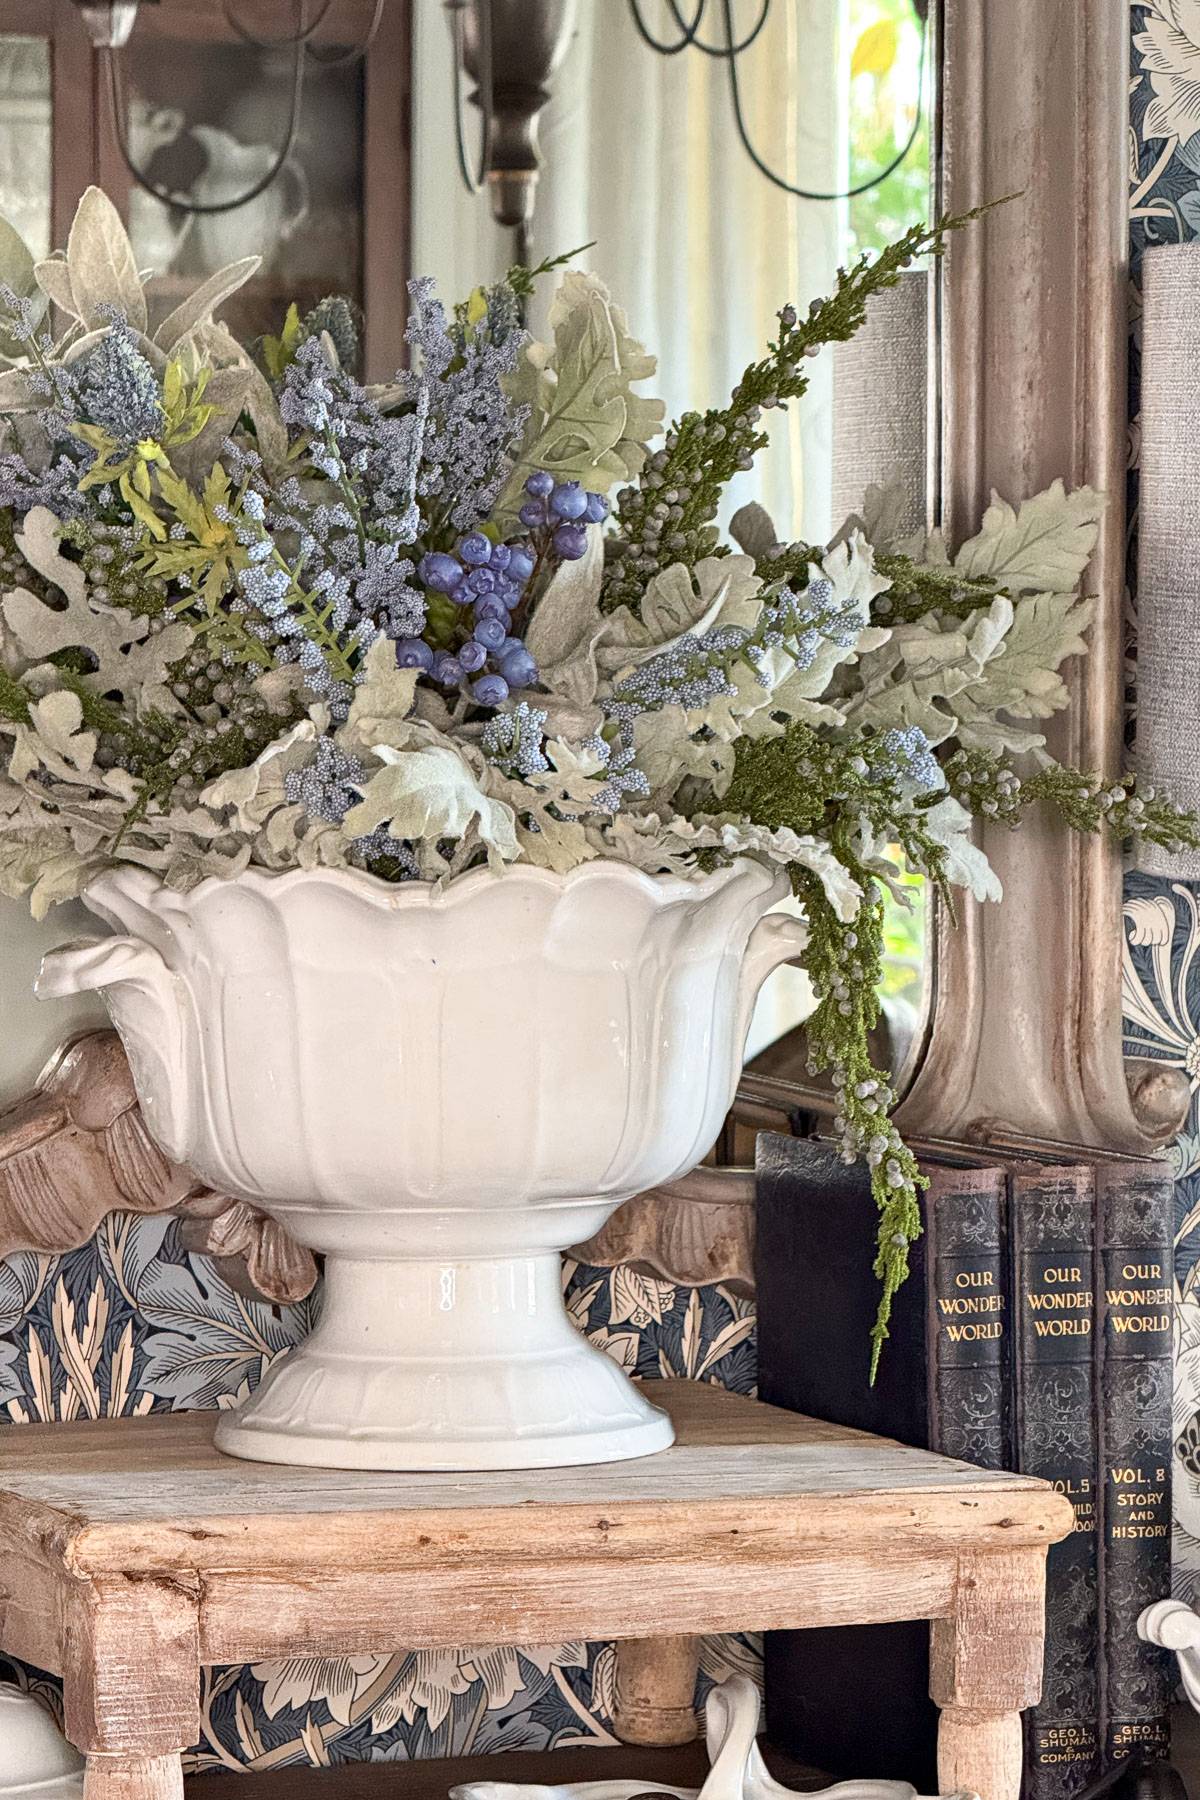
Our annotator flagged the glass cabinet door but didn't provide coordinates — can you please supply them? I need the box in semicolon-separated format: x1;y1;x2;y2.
0;34;51;260
0;0;410;379
112;18;368;351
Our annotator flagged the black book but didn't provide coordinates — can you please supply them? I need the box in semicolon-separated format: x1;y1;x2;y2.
1011;1162;1101;1800
1093;1159;1173;1769
756;1131;1009;1790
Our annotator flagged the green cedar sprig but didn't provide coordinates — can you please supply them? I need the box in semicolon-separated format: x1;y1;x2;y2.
721;717;950;883
505;242;597;301
793;852;926;1379
602;203;995;612
721;720;953;1372
872;553;1002;623
942;746;1200;853
0;665;31;725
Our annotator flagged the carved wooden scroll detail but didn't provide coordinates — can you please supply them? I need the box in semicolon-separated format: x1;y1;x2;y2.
570;1164;756;1292
0;1031;317;1305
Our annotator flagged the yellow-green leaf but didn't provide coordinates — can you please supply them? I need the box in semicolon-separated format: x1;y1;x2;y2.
263;302;303;379
69;421;116;454
162;356;183;417
203;462;231;514
851;18;899;79
120;474;166;539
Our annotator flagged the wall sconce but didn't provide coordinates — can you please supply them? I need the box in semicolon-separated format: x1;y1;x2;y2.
445;0;578;238
448;0;929;240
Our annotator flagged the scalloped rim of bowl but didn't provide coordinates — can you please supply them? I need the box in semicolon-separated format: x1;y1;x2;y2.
80;853;781;918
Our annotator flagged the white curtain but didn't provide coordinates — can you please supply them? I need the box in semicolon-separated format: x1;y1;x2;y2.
412;1;846;542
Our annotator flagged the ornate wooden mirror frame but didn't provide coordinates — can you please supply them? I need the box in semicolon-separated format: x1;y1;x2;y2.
585;0;1189;1284
0;0;1183;1304
739;0;1180;1156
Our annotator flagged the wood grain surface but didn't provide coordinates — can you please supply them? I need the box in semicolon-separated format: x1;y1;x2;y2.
0;1383;1073;1800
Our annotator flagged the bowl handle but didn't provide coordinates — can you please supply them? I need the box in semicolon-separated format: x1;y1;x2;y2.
37;935;166;1001
736;911;812;1054
36;937;192;1161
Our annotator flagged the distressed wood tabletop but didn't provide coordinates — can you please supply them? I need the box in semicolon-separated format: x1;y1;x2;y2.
0;1382;1073;1800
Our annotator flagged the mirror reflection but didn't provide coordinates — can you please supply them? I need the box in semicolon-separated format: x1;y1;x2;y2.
412;1;937;1086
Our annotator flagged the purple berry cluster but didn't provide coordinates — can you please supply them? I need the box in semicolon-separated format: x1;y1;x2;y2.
399;532;539;706
517;471;608;562
394;472;609;709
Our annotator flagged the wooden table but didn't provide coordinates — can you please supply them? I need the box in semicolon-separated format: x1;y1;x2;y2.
0;1383;1073;1800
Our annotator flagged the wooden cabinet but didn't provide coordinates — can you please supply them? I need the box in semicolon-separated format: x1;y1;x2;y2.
0;0;410;377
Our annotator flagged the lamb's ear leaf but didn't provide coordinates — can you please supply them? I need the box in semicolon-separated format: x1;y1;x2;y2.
34;257;77;322
66;187;147;333
0;214;46;359
153;257;262;351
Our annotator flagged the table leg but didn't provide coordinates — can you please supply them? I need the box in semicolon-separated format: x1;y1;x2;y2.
61;1576;198;1798
929;1549;1049;1800
83;1753;184;1799
936;1705;1024;1800
612;1635;701;1745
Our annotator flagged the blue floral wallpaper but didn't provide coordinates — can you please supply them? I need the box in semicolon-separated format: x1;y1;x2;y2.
1126;0;1200;1608
3;2;1200;1773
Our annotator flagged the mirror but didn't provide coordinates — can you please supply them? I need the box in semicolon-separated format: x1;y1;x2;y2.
413;0;937;1095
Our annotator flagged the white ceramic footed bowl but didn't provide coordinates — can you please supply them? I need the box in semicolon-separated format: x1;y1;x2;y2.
39;859;806;1471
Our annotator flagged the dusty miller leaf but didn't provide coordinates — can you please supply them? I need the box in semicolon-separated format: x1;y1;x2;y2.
523;533;608;707
954;480;1103;595
4;507;191;710
496;273;664;520
201;721;321;831
921;796;1002;901
344;744;519;863
337;639;423;760
702;534;889;745
952;589;1098;745
603;555;761;672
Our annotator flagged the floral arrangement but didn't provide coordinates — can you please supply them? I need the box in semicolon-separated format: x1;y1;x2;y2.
0;188;1192;1365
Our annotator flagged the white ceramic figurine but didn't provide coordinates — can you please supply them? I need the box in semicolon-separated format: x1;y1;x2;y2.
453;1677;966;1800
0;1684;83;1798
1140;1598;1200;1713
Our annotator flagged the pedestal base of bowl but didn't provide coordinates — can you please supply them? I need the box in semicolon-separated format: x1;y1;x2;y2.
212;1250;675;1471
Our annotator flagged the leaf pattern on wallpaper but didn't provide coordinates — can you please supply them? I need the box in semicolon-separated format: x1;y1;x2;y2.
1123;6;1200;1615
1123;874;1200;1605
136;1255;314;1410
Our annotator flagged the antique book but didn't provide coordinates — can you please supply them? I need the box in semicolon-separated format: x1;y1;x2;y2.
1093;1159;1173;1768
1011;1163;1101;1800
756;1131;1009;1789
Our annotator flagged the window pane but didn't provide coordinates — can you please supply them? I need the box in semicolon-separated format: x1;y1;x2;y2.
0;37;51;260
